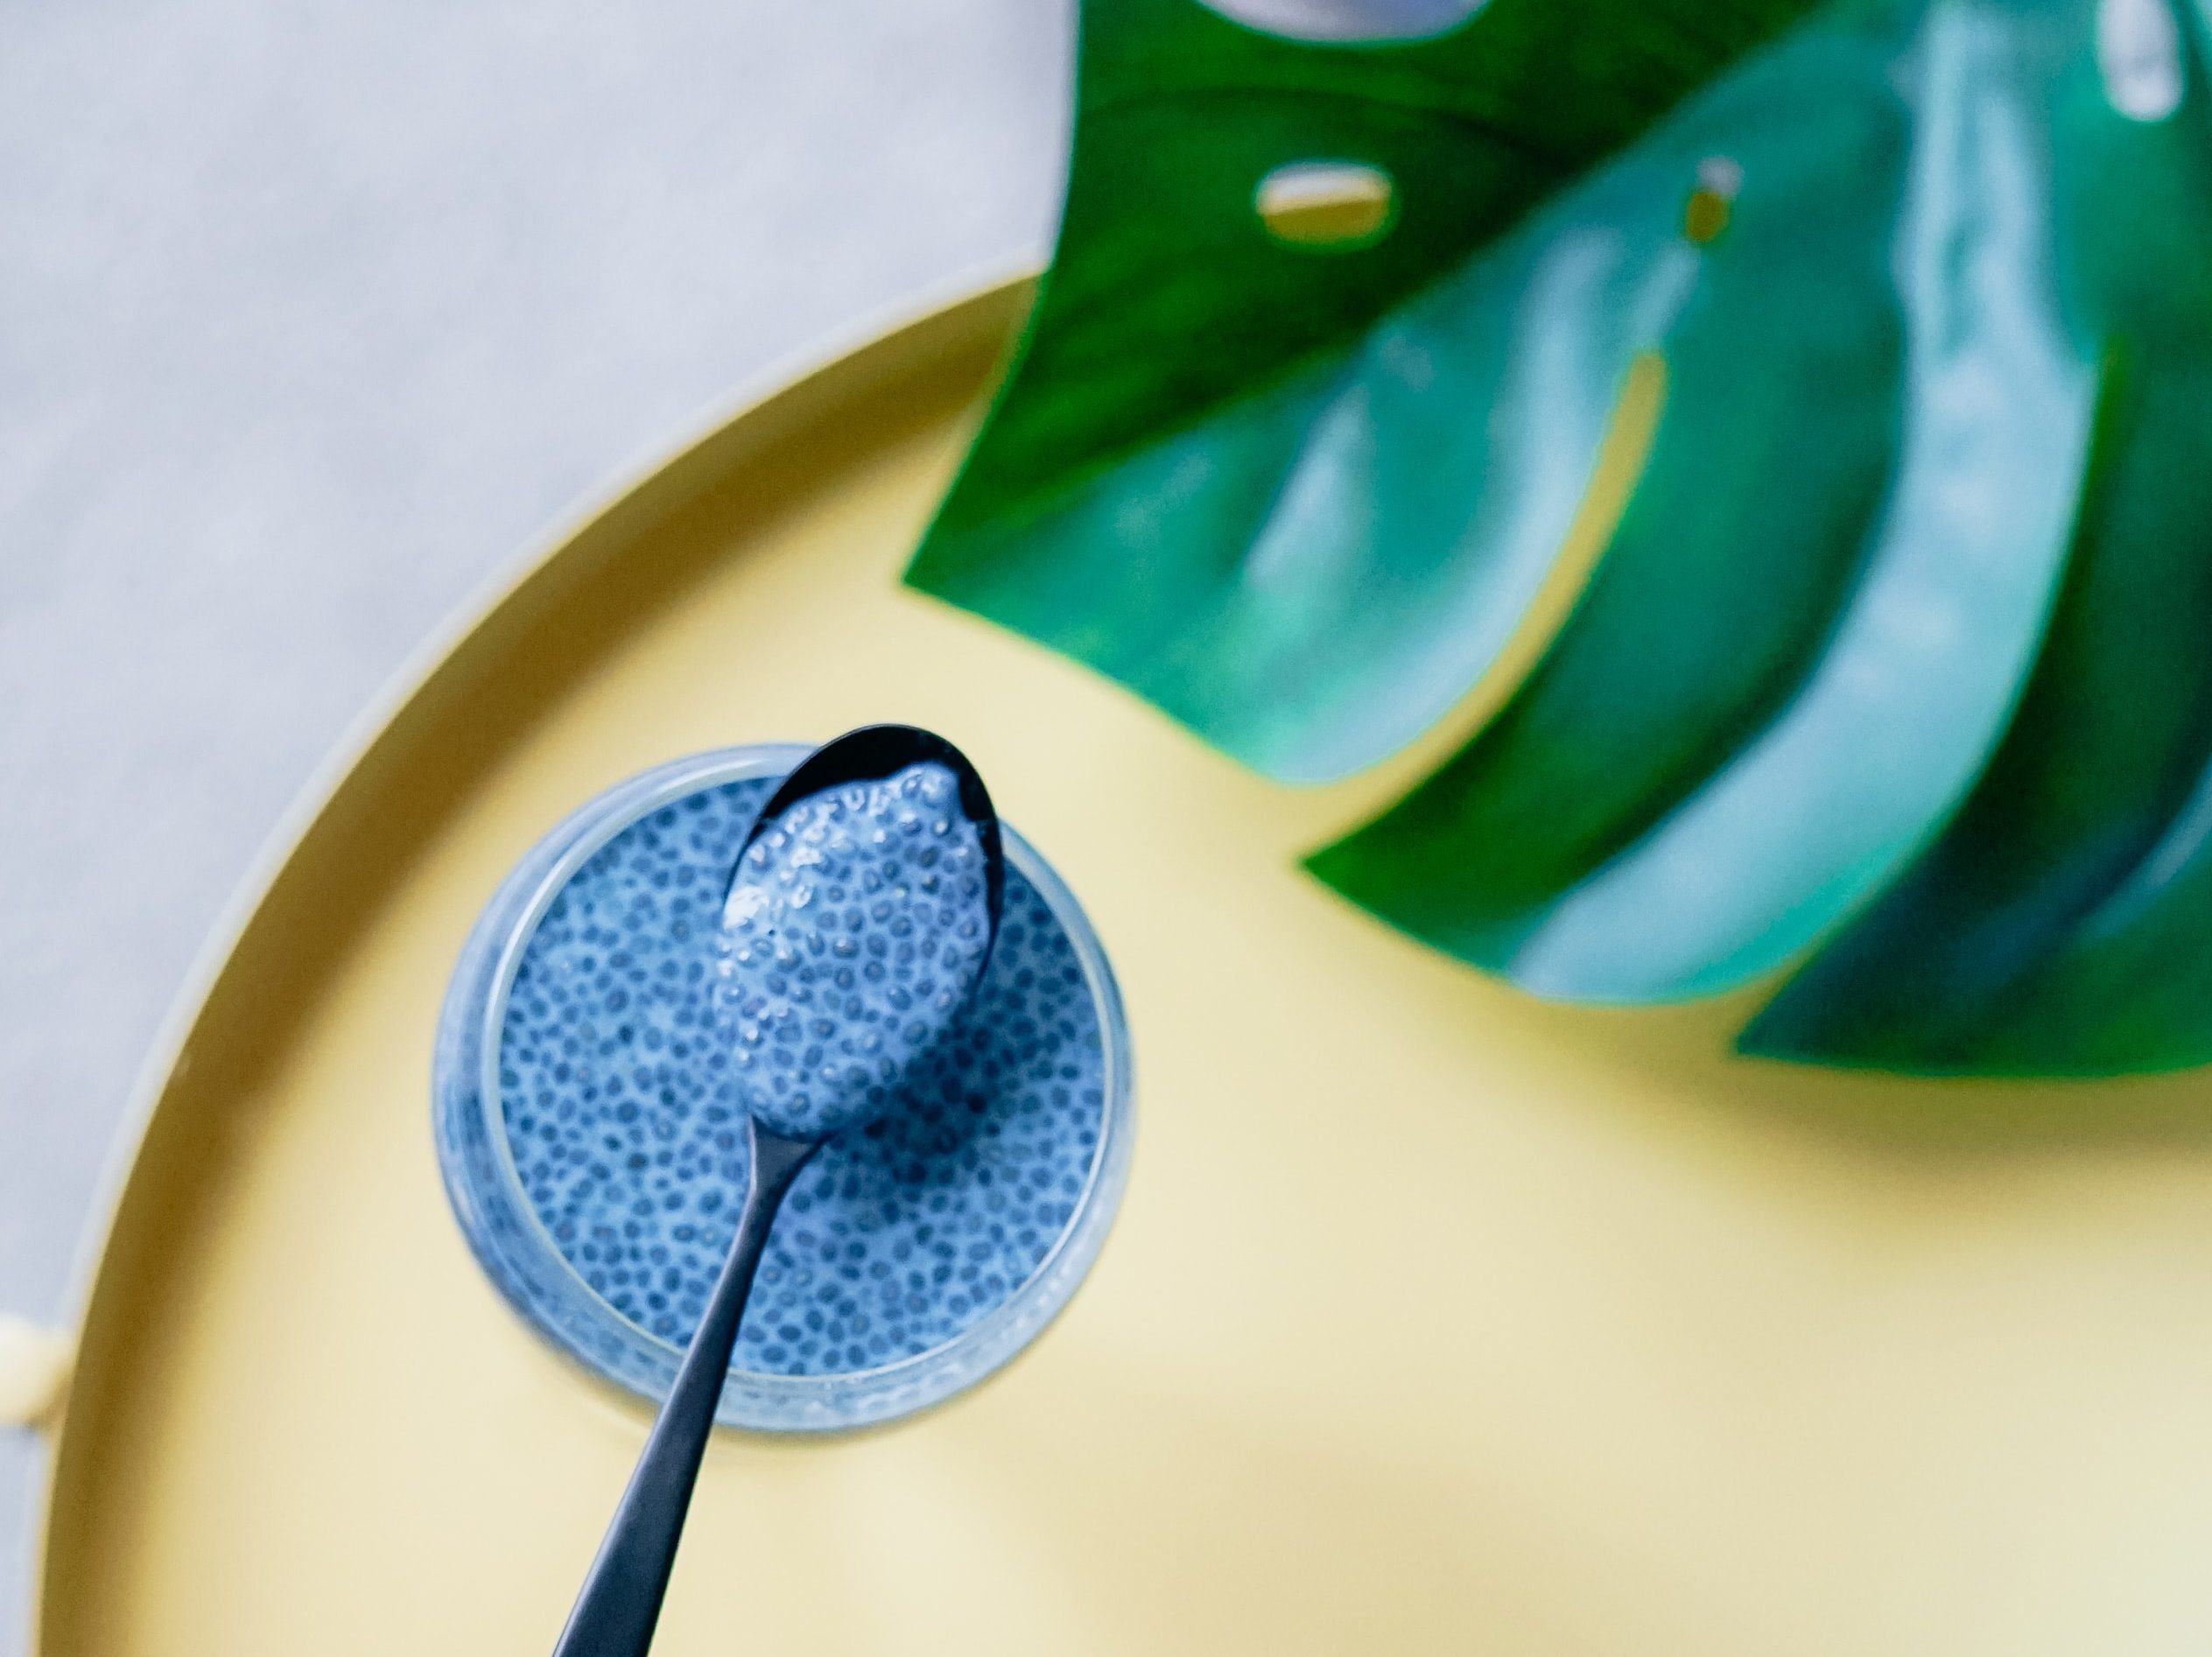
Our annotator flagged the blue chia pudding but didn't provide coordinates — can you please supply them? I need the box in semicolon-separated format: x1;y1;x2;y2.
495;773;1106;1377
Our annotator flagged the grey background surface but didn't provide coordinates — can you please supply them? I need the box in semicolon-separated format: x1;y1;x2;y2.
0;2;1069;1643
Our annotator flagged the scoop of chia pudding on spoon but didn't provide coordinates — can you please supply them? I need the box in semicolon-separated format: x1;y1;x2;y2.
716;754;994;1141
551;725;1002;1657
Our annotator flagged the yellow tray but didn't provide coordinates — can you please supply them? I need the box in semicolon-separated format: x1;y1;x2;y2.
29;277;2212;1655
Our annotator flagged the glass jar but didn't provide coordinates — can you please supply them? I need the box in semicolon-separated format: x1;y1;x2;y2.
432;743;1134;1432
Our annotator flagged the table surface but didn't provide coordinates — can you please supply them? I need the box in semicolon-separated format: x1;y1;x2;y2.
0;3;1063;1644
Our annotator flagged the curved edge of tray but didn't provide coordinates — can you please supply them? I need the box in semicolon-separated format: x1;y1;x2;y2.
28;269;1034;1650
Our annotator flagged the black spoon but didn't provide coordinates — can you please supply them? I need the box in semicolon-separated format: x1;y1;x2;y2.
551;725;1004;1657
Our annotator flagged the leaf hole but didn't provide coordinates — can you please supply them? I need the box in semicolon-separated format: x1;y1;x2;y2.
1683;156;1742;245
1257;161;1395;249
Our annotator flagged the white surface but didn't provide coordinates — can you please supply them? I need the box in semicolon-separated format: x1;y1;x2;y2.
0;2;1066;1644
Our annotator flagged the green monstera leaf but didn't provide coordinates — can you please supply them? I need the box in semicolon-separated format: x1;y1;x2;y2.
907;0;2212;1075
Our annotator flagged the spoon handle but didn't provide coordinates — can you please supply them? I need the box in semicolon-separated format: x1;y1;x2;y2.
551;1120;819;1657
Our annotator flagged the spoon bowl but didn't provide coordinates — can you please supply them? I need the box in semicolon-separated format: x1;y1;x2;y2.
717;725;1006;1142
